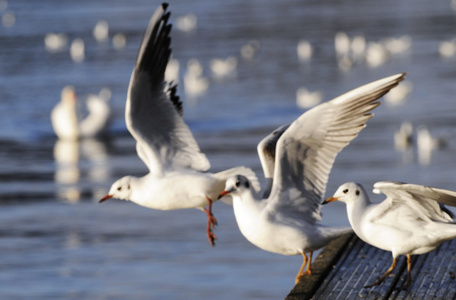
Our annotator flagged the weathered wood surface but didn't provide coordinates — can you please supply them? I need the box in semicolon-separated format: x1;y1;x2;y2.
286;233;456;300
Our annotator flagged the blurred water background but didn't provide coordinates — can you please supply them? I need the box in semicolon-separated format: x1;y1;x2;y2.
1;0;456;298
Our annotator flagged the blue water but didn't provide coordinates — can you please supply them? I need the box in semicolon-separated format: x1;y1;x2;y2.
1;0;456;299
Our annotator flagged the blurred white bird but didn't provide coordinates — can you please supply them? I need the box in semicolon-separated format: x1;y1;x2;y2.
325;181;456;288
93;20;109;43
296;87;323;109
51;86;111;140
44;33;68;52
439;38;456;58
112;33;127;50
210;56;238;78
175;13;197;32
417;125;452;165
240;40;260;60
297;40;313;62
70;38;85;63
394;121;414;151
184;58;209;98
384;80;413;106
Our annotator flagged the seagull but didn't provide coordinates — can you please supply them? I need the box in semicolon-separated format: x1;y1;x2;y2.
51;86;111;140
99;3;258;246
325;181;456;288
218;73;406;283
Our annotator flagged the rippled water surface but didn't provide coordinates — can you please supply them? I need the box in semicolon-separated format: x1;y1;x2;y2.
2;0;456;298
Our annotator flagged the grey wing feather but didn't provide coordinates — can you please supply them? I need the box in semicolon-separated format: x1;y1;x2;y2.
373;181;456;222
126;4;210;175
257;123;290;197
269;73;406;220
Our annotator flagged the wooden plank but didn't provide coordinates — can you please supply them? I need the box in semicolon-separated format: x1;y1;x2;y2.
285;233;354;300
286;233;456;299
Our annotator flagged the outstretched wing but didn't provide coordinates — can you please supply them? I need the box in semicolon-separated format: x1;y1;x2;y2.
372;181;456;223
257;123;290;197
126;3;210;175
269;73;406;221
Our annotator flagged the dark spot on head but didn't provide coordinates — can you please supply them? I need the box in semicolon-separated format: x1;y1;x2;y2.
245;181;250;189
356;190;360;196
127;184;131;190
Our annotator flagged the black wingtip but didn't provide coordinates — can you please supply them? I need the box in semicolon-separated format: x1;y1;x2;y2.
162;3;169;10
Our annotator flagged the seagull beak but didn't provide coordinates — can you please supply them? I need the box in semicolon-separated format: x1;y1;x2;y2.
323;196;339;205
217;190;231;200
99;194;113;203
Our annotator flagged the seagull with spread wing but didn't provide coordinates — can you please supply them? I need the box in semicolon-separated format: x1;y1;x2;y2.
99;3;258;246
219;73;406;283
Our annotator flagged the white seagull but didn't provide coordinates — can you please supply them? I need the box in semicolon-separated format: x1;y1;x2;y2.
99;3;258;246
218;73;406;283
325;181;456;288
51;86;111;140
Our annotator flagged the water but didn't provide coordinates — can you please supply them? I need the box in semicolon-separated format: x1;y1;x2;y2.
1;0;456;298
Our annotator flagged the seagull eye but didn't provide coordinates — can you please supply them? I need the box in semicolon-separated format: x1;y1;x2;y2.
235;180;241;188
117;186;122;191
343;189;349;194
356;190;360;196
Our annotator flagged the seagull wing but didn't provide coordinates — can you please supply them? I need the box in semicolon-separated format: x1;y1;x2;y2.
269;73;406;221
257;123;290;197
372;181;456;223
126;3;210;175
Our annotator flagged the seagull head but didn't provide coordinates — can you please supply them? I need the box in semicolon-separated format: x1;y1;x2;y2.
323;182;365;205
61;85;77;104
99;176;134;203
218;175;251;200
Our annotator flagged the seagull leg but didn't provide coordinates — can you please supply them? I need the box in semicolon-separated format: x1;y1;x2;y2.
364;257;397;288
203;196;217;246
295;252;313;284
403;254;412;289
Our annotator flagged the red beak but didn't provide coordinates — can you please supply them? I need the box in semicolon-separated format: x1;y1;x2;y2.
217;190;231;200
99;194;113;203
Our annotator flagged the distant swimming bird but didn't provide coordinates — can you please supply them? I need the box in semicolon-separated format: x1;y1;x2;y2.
383;35;412;55
44;33;68;52
70;38;85;63
99;3;259;246
93;20;109;43
297;40;313;62
416;125;452;165
325;181;456;288
394;121;414;151
112;33;127;50
175;13;197;32
295;87;323;109
218;73;406;283
210;56;238;78
51;86;111;140
384;81;413;106
184;58;209;98
439;38;456;58
366;41;388;68
240;40;260;60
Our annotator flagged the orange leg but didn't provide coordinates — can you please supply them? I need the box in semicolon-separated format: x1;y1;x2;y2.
295;252;313;284
203;196;217;246
403;254;412;289
365;256;397;288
